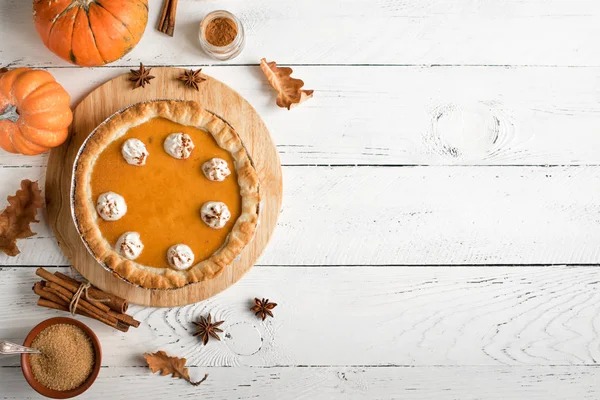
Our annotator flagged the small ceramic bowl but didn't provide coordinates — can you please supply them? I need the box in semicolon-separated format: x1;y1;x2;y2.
21;317;102;399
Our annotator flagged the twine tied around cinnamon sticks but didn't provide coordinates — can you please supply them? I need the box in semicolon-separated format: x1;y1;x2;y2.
33;268;140;332
69;281;109;316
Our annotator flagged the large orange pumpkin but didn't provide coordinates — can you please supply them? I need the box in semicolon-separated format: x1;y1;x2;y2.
0;68;72;155
33;0;148;67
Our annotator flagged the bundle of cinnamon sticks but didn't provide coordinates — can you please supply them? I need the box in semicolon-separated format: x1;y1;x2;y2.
32;268;140;333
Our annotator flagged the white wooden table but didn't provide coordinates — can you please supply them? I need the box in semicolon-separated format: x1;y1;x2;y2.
1;0;600;398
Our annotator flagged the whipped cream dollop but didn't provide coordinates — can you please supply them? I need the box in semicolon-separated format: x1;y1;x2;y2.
115;232;144;260
163;133;194;159
202;158;231;181
121;138;149;166
167;244;195;270
201;201;231;229
96;192;127;221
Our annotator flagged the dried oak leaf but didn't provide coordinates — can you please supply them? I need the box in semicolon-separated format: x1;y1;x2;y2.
0;180;43;256
260;58;313;110
144;351;208;386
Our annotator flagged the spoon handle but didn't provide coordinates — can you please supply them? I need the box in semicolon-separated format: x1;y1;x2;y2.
0;340;41;355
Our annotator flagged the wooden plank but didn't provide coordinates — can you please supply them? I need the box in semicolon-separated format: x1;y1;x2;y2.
4;65;600;167
2;0;600;67
2;266;600;367
1;365;599;399
2;165;600;266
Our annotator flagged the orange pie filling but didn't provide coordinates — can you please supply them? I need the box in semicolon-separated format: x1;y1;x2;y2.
90;117;242;270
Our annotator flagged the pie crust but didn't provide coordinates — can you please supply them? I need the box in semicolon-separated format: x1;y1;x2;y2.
72;100;260;289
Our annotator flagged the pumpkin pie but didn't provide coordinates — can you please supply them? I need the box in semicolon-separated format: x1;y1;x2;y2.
72;100;260;289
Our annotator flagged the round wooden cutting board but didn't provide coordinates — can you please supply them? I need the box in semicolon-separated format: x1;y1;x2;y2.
45;67;282;307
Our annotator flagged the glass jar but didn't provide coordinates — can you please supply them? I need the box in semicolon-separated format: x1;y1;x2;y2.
199;10;245;61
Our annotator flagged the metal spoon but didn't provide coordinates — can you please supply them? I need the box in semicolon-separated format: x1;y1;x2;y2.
0;340;41;355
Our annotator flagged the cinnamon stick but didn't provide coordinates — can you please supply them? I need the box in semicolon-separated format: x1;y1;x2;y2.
37;298;129;333
38;298;67;312
158;0;178;36
108;310;141;328
55;271;128;313
36;268;79;292
33;282;67;306
167;0;178;36
158;0;169;32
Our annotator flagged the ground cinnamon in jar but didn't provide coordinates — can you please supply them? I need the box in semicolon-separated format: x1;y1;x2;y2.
205;17;238;47
29;324;95;391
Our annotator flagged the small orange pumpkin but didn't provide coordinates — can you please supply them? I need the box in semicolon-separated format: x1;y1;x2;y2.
0;68;72;155
33;0;149;67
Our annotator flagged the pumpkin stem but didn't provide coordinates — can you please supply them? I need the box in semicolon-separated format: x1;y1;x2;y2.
76;0;94;9
0;104;19;123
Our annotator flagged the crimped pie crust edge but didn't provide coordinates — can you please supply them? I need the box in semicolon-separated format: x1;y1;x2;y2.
72;100;260;289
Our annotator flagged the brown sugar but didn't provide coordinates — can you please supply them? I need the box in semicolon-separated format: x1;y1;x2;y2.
30;324;95;391
205;17;238;47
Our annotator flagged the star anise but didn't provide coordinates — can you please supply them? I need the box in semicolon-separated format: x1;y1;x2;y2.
251;298;277;320
129;63;155;89
177;68;206;91
192;314;224;345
